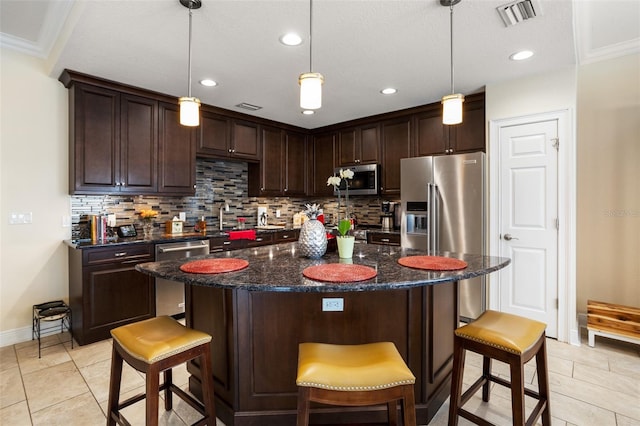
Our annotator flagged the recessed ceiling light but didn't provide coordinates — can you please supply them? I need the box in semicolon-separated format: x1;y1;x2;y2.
280;33;302;46
302;110;315;115
509;50;534;61
200;79;218;87
380;88;397;95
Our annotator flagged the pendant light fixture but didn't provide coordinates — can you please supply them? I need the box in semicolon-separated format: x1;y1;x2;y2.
299;0;324;110
178;0;202;127
441;0;464;125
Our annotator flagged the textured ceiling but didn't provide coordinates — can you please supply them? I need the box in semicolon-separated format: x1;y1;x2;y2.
1;0;638;129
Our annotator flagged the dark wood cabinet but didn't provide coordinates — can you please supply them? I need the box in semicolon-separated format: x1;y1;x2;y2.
308;132;336;196
231;120;260;160
249;128;306;197
337;124;379;166
69;83;121;193
380;117;411;195
366;231;400;246
197;113;260;161
185;282;457;425
413;92;485;156
158;102;196;195
120;94;158;193
68;244;155;345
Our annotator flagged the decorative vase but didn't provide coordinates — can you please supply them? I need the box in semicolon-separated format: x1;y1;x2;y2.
337;236;355;259
298;204;327;259
142;221;153;239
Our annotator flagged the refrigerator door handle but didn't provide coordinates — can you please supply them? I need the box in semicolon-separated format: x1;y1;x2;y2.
432;183;439;252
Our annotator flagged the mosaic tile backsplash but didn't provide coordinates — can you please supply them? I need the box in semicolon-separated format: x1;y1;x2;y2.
70;159;397;240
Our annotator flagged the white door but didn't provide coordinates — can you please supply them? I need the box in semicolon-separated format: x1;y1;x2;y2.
498;119;559;337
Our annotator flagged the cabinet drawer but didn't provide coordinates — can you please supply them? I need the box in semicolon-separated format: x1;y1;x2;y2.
84;244;154;265
366;232;400;246
275;229;299;243
248;233;275;247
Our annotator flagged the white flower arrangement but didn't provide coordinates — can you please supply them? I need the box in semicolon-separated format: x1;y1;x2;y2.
326;168;354;236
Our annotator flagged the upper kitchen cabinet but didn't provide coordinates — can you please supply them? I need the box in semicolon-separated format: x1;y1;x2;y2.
66;83;157;194
196;109;260;162
337;124;379;166
60;70;195;195
380;117;411;195
308;132;336;197
157;102;196;195
248;127;306;197
413;92;485;156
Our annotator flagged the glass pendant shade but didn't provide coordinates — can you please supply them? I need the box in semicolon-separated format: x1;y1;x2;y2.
299;72;324;110
442;94;464;125
179;96;201;127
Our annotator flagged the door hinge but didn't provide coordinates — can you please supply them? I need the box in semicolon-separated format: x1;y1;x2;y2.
551;138;559;150
555;298;559;309
555;218;559;230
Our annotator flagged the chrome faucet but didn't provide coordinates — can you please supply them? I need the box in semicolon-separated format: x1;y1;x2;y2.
219;201;229;231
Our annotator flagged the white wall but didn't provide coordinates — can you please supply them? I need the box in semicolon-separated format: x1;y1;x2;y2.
0;49;71;345
485;66;578;343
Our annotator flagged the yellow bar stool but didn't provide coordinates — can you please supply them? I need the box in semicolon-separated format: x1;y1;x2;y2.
448;310;551;426
107;316;216;426
296;342;417;426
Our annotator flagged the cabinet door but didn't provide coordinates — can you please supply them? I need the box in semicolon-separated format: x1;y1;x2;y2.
82;263;154;344
359;124;380;164
284;131;306;196
197;110;231;157
259;126;284;196
381;118;411;195
231;120;260;160
120;94;157;193
338;128;358;166
309;132;336;196
450;96;485;153
158;102;196;194
413;108;448;157
71;84;120;193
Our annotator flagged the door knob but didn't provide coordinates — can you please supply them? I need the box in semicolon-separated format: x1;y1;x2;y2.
503;233;519;241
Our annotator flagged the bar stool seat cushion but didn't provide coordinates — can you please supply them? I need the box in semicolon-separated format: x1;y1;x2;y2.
111;316;211;364
296;342;416;391
455;310;546;355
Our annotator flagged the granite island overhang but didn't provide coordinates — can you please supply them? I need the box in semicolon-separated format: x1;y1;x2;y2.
136;243;510;426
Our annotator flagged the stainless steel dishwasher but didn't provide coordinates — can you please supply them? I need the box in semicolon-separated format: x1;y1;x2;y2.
154;240;210;317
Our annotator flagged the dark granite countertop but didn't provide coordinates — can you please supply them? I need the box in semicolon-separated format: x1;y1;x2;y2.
64;227;300;249
135;242;510;293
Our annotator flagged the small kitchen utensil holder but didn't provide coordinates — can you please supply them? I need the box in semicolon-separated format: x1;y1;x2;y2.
32;300;73;358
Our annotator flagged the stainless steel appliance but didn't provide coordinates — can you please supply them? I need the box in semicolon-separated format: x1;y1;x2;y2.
154;240;210;317
400;152;486;321
380;201;396;231
333;164;379;196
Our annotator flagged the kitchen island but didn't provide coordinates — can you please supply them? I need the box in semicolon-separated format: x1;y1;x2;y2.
136;242;509;426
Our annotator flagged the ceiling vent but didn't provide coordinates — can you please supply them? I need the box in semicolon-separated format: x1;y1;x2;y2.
497;0;542;27
235;102;262;111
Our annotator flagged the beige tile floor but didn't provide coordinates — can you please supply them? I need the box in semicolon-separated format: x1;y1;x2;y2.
1;329;638;426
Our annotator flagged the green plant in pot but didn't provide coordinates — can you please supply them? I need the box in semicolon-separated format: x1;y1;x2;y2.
327;169;355;258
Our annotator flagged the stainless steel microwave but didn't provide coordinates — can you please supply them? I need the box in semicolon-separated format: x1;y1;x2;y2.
333;164;379;196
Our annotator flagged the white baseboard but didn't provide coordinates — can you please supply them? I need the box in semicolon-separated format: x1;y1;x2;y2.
0;324;67;348
0;325;34;348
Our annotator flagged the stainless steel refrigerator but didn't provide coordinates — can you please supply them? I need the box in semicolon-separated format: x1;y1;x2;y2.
400;152;486;321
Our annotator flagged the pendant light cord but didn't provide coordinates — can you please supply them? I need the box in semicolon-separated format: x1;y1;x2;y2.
309;0;313;73
187;6;194;97
449;2;454;95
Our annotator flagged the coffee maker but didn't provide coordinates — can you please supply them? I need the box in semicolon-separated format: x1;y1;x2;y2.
380;201;396;231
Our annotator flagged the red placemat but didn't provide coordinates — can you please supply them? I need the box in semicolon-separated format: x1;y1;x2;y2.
398;256;467;271
180;258;249;274
303;264;377;283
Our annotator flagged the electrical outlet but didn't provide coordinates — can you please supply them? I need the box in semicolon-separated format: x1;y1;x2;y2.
322;298;344;312
9;212;32;225
276;210;281;218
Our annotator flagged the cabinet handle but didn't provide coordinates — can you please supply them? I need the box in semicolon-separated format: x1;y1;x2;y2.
256;238;263;242
231;149;236;153
284;188;288;192
381;238;390;242
223;241;231;245
282;234;290;239
228;148;232;153
113;252;127;257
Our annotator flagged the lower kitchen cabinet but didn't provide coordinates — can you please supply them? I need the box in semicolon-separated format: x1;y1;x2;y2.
366;231;400;246
68;244;155;345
